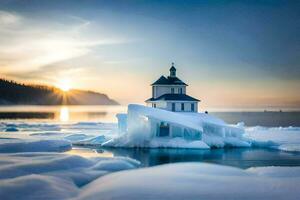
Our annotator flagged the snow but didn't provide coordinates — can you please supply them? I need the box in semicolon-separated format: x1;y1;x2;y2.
0;153;140;199
104;104;248;148
1;151;299;200
65;134;107;145
149;137;210;149
0;121;115;147
79;163;300;200
102;105;300;151
245;126;300;152
0;174;79;200
64;134;94;141
0;116;300;199
0;139;72;153
247;166;300;178
30;132;62;136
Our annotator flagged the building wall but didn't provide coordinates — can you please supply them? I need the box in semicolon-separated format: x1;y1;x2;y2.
149;101;198;112
153;101;167;109
153;85;186;98
166;102;198;112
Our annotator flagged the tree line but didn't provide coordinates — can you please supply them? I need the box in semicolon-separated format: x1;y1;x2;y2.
0;78;118;105
0;78;63;105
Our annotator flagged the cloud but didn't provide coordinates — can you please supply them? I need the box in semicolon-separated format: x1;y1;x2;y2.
0;10;128;76
0;10;21;25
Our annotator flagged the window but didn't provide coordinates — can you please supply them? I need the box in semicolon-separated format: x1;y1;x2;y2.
179;88;183;94
181;103;184;111
191;103;194;111
171;88;174;94
171;71;176;77
172;103;175;111
152;86;155;97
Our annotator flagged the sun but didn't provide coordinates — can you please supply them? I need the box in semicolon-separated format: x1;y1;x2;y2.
60;84;70;92
58;79;71;92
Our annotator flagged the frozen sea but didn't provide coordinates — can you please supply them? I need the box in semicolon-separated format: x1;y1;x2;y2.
1;105;300;168
1;105;300;199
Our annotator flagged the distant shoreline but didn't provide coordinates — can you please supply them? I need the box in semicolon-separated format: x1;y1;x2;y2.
0;78;119;106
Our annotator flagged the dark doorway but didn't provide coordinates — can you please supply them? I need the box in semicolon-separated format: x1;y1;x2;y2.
158;122;169;137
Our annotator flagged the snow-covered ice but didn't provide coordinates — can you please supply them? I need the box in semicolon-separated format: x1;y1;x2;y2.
245;126;300;152
78;163;300;200
0;153;140;200
0;109;300;199
0;152;299;200
0;121;115;147
103;104;249;148
0;139;72;153
101;104;300;152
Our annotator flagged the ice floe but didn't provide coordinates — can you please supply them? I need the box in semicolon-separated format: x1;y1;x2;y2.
0;139;72;153
245;126;300;152
0;121;115;146
103;104;248;148
101;105;300;151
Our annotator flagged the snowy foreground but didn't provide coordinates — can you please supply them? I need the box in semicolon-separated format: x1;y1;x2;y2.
0;152;299;200
0;153;139;200
1;109;300;199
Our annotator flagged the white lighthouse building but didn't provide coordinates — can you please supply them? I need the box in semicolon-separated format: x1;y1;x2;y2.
146;63;200;112
110;64;244;147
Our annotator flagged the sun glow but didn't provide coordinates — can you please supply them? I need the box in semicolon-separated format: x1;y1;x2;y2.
58;79;71;92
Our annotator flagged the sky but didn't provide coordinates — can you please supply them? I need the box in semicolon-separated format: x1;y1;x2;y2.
0;0;299;110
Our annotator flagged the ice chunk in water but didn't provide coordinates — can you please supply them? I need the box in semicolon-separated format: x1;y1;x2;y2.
103;104;248;148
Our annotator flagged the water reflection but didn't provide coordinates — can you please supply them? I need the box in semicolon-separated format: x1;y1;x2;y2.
60;106;69;122
99;147;300;169
0;105;127;122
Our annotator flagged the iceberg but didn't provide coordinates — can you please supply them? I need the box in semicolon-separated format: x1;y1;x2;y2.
103;104;248;148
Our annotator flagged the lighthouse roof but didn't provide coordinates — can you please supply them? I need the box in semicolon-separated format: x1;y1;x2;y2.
146;93;200;102
170;66;176;71
151;75;187;86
